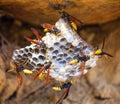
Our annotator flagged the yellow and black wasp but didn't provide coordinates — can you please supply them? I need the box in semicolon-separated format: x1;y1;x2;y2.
69;50;90;76
53;82;72;104
59;10;84;32
94;37;113;58
14;59;33;87
24;28;46;48
33;61;52;85
41;23;60;34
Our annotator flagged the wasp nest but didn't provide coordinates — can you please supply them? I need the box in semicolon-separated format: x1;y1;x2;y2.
12;18;98;82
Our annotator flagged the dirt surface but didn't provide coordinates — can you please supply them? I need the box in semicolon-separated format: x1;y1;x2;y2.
0;2;120;104
0;0;120;25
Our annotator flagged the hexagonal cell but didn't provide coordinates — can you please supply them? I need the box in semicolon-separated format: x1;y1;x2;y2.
36;63;42;68
66;57;72;62
29;48;34;52
60;38;67;42
32;57;38;62
74;43;84;52
68;49;74;53
57;52;64;57
60;45;66;50
59;60;66;64
52;55;56;59
54;42;60;46
48;47;54;51
19;50;24;54
17;54;22;58
24;48;29;53
56;57;62;61
34;48;39;53
64;53;68;57
31;61;36;67
38;55;45;60
14;50;18;54
52;50;59;55
27;52;32;58
40;49;46;55
65;42;72;48
23;54;27;58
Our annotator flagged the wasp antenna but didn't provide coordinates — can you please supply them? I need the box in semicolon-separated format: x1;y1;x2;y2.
102;37;105;50
31;28;43;41
103;52;113;57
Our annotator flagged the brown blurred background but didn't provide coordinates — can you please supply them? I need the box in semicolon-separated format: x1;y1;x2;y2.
0;0;120;104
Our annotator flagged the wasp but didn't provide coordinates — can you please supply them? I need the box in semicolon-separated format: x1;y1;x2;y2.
15;64;23;88
94;37;113;58
14;58;33;87
24;28;46;48
69;50;90;76
15;64;33;87
52;82;72;91
53;82;72;104
59;10;84;31
41;23;60;34
34;61;52;85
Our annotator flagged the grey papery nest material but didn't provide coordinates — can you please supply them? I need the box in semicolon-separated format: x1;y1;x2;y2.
12;18;98;82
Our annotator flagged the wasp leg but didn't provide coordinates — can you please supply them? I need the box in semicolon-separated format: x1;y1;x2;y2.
46;68;50;85
33;66;46;80
56;87;71;104
80;61;85;76
17;72;22;88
